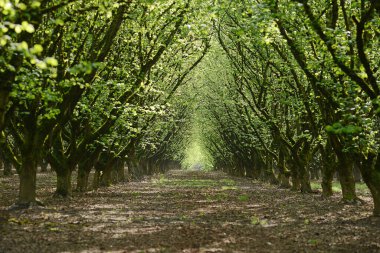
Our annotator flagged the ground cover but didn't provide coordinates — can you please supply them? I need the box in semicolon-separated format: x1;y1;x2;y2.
1;170;379;253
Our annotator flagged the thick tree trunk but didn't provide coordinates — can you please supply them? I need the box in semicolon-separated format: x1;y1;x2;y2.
76;168;91;192
277;151;291;188
293;148;312;193
353;165;362;183
263;159;278;185
320;145;335;197
92;169;101;189
299;166;312;193
116;161;125;182
0;87;11;133
321;166;334;197
310;167;320;180
18;151;38;206
127;158;141;180
330;136;357;202
291;176;301;191
360;154;380;216
4;159;12;176
55;169;72;197
336;154;357;202
289;162;301;191
100;162;114;187
40;159;48;173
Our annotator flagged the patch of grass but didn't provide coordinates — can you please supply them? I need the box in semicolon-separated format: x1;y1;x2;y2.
207;193;229;201
250;216;268;226
220;179;236;186
238;194;250;201
221;186;237;191
310;181;370;194
308;239;319;245
251;216;260;225
130;191;140;198
155;179;218;188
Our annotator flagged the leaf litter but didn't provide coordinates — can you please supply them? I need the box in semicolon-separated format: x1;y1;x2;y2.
0;170;380;252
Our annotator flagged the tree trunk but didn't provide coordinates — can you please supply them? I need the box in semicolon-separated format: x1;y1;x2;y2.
55;169;72;197
264;158;278;185
291;176;301;191
100;162;113;187
336;154;357;202
289;162;301;191
353;165;362;183
18;151;38;206
293;148;313;193
76;167;91;192
0;87;11;133
320;144;335;197
277;151;291;188
4;159;12;176
321;165;334;197
360;153;380;216
116;161;125;182
299;166;312;193
40;159;48;173
92;169;101;189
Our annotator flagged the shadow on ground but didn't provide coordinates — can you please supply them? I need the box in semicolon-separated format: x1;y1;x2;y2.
1;170;379;252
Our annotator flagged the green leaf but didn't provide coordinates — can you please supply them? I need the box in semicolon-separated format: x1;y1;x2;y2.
30;44;43;55
21;21;35;33
45;57;58;66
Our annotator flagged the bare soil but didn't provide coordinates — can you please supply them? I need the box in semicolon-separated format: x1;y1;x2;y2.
1;170;380;253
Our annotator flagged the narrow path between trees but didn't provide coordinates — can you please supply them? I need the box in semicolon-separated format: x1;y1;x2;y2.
1;170;380;253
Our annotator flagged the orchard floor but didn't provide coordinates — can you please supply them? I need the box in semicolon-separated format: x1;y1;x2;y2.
1;170;380;253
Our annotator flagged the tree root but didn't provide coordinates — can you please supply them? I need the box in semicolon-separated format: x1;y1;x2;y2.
53;191;72;199
340;197;366;205
8;199;45;210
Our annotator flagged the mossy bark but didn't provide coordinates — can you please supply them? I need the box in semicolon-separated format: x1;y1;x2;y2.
100;164;113;187
19;165;37;204
40;159;48;173
277;151;291;188
321;171;334;197
18;149;38;205
296;158;312;193
360;154;380;216
3;159;13;176
289;162;301;191
55;169;72;197
76;168;90;192
336;155;357;202
116;161;125;182
291;176;301;191
92;169;101;190
320;144;335;197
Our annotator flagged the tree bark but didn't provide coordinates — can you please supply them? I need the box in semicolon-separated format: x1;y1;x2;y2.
321;161;334;197
40;159;48;173
277;151;291;188
18;150;38;206
336;154;357;202
3;159;12;176
76;165;92;191
92;169;101;190
116;160;125;182
360;153;380;216
299;166;312;193
76;167;91;192
320;144;335;197
55;169;72;197
100;161;114;187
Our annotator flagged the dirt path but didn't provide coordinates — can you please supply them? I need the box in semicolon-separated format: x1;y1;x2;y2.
1;170;380;253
